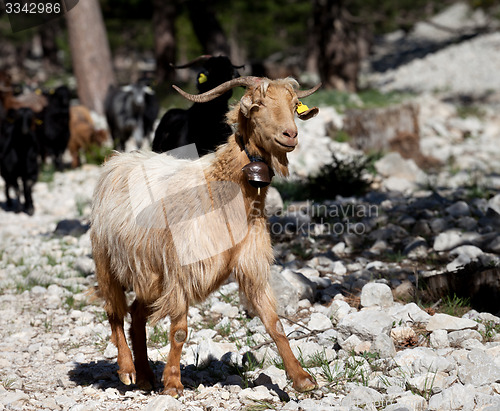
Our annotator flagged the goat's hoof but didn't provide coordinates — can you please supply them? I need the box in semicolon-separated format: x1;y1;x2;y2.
118;371;136;386
293;376;317;393
162;386;183;398
136;377;154;391
136;371;155;391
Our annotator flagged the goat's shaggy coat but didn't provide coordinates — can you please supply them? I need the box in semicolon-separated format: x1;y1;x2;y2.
90;77;319;396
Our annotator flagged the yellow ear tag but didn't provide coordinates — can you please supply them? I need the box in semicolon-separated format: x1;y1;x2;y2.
35;119;43;125
35;88;42;95
198;73;208;84
49;89;55;94
296;101;309;114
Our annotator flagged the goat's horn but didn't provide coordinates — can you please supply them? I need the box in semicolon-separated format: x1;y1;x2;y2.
296;83;322;99
232;64;245;69
170;55;212;69
173;76;260;103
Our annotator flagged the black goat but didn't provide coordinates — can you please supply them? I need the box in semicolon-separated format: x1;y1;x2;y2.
105;81;159;151
152;55;242;155
0;107;39;215
138;78;160;143
36;85;71;170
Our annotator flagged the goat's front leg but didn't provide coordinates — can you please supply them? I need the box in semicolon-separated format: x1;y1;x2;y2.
162;309;188;397
22;178;35;215
243;283;317;392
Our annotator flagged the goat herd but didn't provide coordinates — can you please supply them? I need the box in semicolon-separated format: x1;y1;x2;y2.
2;54;325;398
0;55;241;215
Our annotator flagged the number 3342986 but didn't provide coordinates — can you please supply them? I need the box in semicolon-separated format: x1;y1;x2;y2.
5;2;61;14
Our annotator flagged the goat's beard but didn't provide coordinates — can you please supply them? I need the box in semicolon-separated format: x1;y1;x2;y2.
269;152;289;178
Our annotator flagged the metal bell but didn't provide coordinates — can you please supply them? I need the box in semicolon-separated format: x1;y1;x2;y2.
241;161;274;188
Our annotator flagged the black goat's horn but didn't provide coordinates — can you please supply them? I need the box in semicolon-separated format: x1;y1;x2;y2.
173;76;261;103
170;55;212;69
296;83;322;98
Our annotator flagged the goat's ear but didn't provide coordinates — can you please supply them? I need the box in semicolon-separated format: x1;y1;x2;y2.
240;95;259;118
298;106;319;121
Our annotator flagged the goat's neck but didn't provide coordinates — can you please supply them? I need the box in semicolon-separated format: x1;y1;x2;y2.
207;135;283;219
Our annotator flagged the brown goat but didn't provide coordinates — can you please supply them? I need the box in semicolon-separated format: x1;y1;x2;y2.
90;76;320;396
0;71;47;113
68;105;108;168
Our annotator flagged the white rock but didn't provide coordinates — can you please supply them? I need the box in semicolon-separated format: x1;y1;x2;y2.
360;282;394;308
383;176;418;193
103;343;118;359
291;340;336;363
371;333;396;358
339;334;362;352
434;230;463;252
325;300;352;324
447;245;484;271
255;365;288;388
457;349;500;386
307;312;333;331
393;393;428;411
0;391;29;407
375;152;425;182
281;268;316;301
430;330;450;349
407;372;448;394
211;301;239;318
428;383;477;410
264;186;284;216
390;302;431;325
341;386;384;408
144;395;183;411
487;193;500;214
331;261;347;275
426;313;478;332
394;347;454;375
331;242;346;255
238;386;274;402
337;310;393;341
296;266;320;279
448;329;483;347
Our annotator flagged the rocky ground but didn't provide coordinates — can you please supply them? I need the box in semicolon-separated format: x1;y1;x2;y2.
2;6;500;411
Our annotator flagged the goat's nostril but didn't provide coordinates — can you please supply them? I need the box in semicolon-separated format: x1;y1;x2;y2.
283;129;298;139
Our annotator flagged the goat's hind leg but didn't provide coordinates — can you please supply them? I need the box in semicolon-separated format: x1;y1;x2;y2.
130;299;155;390
94;253;136;386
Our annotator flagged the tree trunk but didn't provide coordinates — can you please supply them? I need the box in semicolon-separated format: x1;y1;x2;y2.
312;0;364;92
187;0;230;56
65;0;115;115
152;0;178;84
